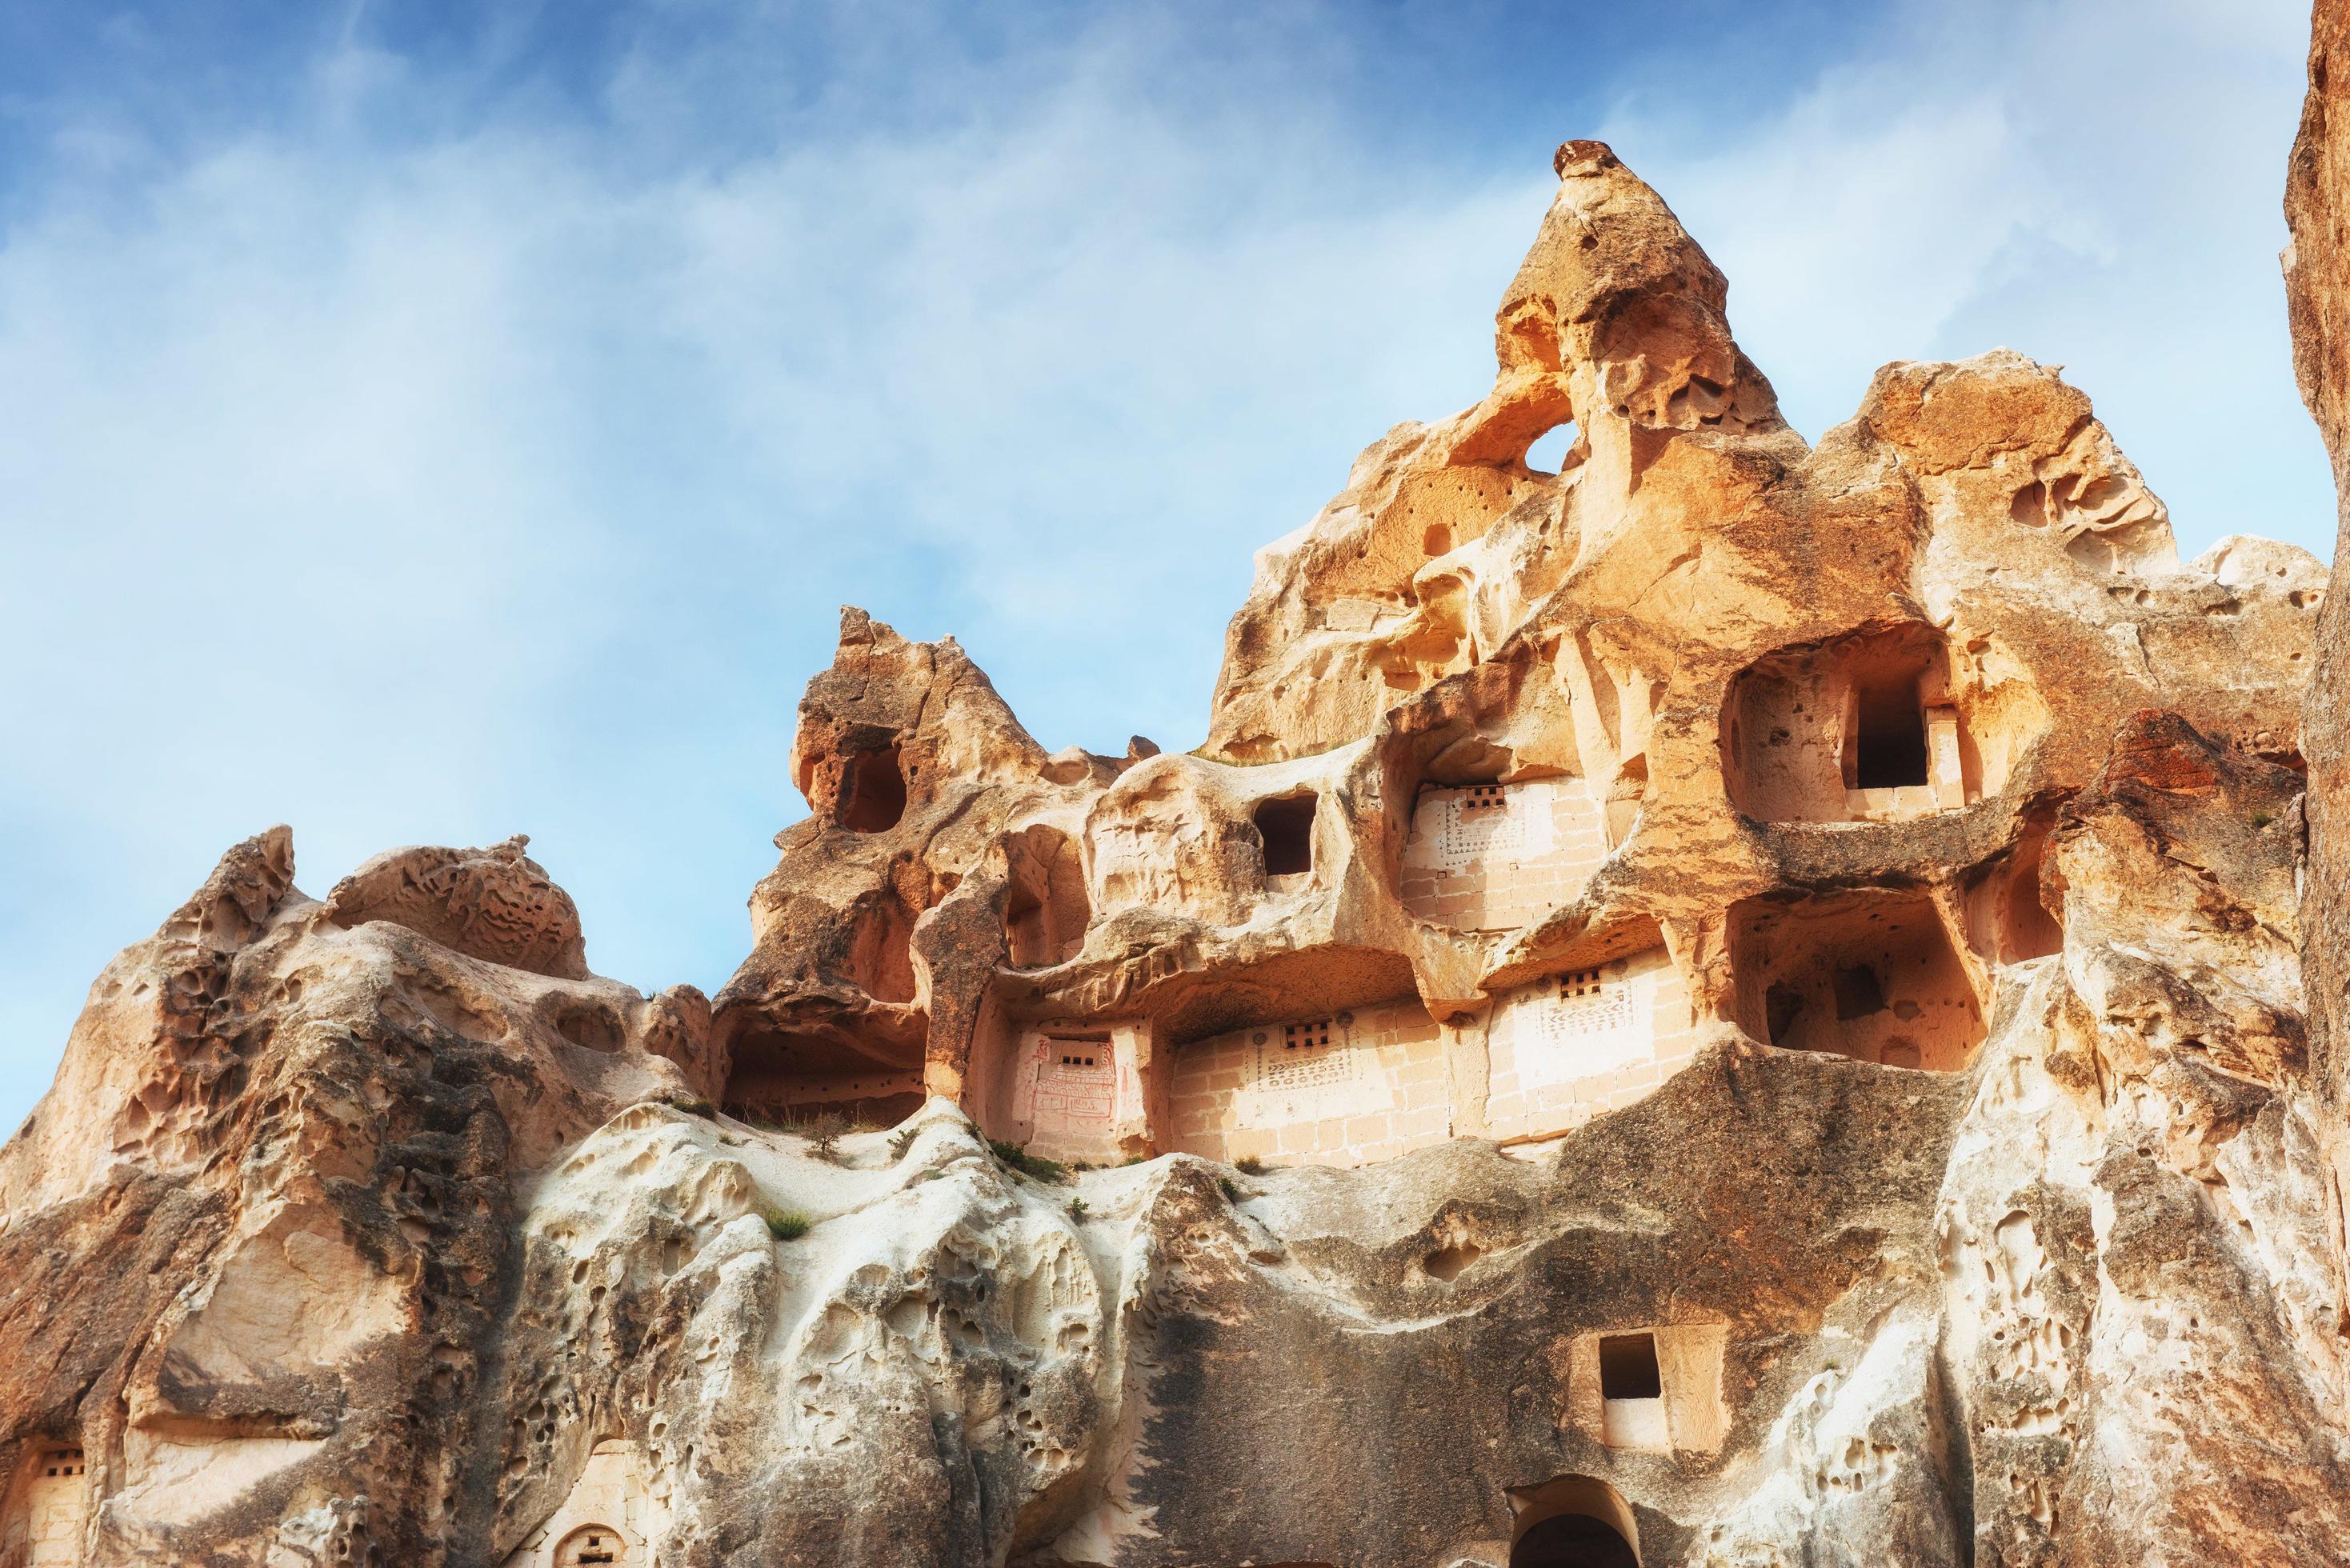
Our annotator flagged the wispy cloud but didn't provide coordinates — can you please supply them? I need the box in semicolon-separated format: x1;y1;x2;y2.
0;0;2330;1135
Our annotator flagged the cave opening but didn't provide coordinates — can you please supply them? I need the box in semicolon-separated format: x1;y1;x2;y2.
1509;1474;1642;1568
1511;1515;1640;1568
841;743;907;833
1849;671;1929;790
1255;794;1319;880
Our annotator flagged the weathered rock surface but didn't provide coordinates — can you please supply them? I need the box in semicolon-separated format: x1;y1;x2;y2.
7;37;2350;1566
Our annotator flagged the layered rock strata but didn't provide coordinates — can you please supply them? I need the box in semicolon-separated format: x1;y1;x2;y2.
3;91;2349;1568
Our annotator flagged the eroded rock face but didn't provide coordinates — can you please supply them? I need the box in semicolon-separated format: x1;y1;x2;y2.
6;70;2350;1568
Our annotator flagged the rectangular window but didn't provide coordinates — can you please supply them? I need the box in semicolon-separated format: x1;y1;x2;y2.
1851;674;1929;789
1598;1332;1663;1400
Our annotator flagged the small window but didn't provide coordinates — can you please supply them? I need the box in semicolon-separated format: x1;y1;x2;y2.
1598;1333;1661;1400
1851;674;1928;789
1255;794;1317;878
841;743;907;833
1557;969;1605;999
1282;1019;1334;1051
1832;965;1886;1020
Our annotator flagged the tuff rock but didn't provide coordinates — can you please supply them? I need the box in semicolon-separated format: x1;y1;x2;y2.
7;32;2350;1568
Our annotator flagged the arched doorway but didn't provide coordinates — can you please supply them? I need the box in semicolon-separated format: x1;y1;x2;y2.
1506;1474;1639;1568
1510;1511;1638;1567
555;1523;627;1566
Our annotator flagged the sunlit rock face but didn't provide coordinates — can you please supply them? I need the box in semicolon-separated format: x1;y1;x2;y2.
6;86;2350;1567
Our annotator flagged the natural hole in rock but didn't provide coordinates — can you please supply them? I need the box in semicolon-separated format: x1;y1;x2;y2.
1597;1333;1661;1399
1968;814;2064;964
1524;421;1580;476
1849;672;1929;790
555;1004;623;1053
1423;522;1453;556
1003;826;1090;968
841;742;907;833
1424;1242;1482;1281
1255;794;1318;878
848;893;919;1004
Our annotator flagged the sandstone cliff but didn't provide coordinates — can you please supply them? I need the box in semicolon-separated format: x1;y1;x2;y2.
3;54;2349;1568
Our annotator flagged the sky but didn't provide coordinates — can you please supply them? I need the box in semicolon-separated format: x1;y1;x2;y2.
0;0;2332;1135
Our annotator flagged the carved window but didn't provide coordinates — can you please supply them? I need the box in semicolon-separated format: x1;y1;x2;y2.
558;1526;626;1566
1251;1016;1352;1092
1255;794;1318;878
1599;1333;1662;1400
1851;673;1928;789
1539;967;1634;1044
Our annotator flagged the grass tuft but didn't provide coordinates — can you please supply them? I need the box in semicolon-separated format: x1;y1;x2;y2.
759;1206;812;1242
988;1138;1071;1184
1234;1155;1267;1175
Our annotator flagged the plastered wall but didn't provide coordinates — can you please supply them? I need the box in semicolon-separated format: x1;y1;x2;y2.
1484;948;1700;1144
1401;778;1611;931
1167;999;1451;1166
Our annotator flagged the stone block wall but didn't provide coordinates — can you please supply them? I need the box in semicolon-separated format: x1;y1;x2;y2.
7;1448;86;1568
1483;948;1699;1145
1167;999;1451;1166
1400;778;1611;931
507;1441;665;1567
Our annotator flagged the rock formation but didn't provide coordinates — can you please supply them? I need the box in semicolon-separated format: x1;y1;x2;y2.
6;48;2350;1568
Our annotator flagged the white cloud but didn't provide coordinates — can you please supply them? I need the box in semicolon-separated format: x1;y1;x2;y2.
1607;0;2329;553
0;0;2332;1138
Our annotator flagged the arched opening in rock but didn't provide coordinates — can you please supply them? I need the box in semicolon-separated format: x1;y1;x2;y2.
1255;793;1319;884
840;742;907;833
554;1002;623;1054
1512;1516;1639;1568
1603;754;1647;846
1508;1475;1640;1568
1003;826;1090;969
846;892;919;1004
1730;891;1985;1070
1723;625;2044;823
1523;420;1581;477
1423;1241;1482;1280
719;1014;926;1129
1966;814;2064;964
558;1524;626;1565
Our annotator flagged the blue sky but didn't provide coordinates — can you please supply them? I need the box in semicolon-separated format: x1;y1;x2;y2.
0;0;2328;1134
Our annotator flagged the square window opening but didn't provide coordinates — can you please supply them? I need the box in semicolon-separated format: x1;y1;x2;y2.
1598;1332;1663;1400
